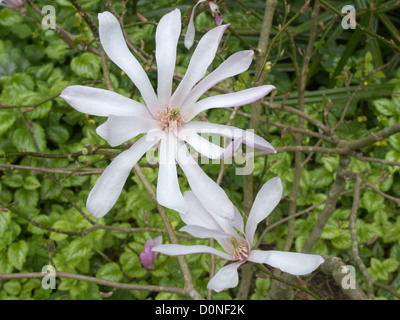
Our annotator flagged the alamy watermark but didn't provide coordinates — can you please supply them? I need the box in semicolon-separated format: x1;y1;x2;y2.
341;265;356;290
41;265;56;289
41;5;56;30
341;5;356;30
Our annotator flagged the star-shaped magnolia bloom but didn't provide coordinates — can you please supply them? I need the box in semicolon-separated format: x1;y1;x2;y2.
153;177;324;292
61;9;276;220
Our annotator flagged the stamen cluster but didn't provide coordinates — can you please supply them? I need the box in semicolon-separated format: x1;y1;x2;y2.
158;106;184;131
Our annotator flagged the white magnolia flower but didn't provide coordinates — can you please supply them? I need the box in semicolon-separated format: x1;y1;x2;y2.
153;177;324;292
61;9;276;219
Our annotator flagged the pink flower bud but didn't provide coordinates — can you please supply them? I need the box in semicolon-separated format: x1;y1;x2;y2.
214;10;223;26
139;236;162;270
0;0;24;8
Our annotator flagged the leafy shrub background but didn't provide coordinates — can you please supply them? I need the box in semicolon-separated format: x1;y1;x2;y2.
0;0;400;300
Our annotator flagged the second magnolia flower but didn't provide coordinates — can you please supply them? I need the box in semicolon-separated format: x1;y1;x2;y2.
61;9;276;220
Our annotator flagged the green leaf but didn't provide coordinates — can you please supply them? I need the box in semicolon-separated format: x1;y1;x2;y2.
120;251;147;278
66;238;93;264
0;8;23;27
0;210;11;237
0;111;16;136
44;38;69;61
3;174;24;188
331;230;351;249
7;240;28;270
24;176;41;190
382;258;399;273
321;156;338;173
14;188;39;208
373;98;395;116
4;280;21;296
96;262;123;282
46;125;70;144
50;220;73;241
71;52;101;79
40;179;61;200
11;122;46;152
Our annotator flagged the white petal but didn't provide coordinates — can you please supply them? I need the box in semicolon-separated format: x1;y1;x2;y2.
207;261;243;292
232;207;245;234
181;50;254;110
183;121;276;153
183;85;276;121
170;24;229;109
98;12;160;116
156;133;188;213
176;142;235;220
152;244;234;261
248;250;325;275
180;225;230;239
156;9;181;107
60;85;152;117
245;177;282;247
100;115;160;147
184;0;206;49
96;121;109;141
177;127;225;159
86;133;160;218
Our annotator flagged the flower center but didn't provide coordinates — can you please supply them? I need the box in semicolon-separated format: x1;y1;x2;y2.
230;236;249;262
157;106;184;131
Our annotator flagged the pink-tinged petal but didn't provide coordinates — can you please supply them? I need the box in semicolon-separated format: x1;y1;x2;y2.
176;142;235;220
98;12;160;116
215;10;223;26
181;50;254;110
207;261;243;292
245;177;282;247
183;121;276;153
140;236;163;270
152;244;234;261
60;85;152;118
86;132;161;218
248;250;325;275
177;127;225;159
156;9;181;107
100;115;160;147
184;0;207;50
180;225;230;239
171;24;229;109
183;85;276;121
156;132;188;213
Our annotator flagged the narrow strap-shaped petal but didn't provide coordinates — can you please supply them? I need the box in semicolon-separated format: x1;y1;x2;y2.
248;250;325;275
156;132;188;213
181;50;254;110
170;24;229;109
180;225;230;239
245;177;282;247
98;12;160;116
86;132;161;218
60;85;152;118
177;127;225;159
183;121;276;153
156;9;181;107
152;244;234;261
184;0;206;49
176;141;235;220
207;261;243;292
100;115;160;147
183;85;276;121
